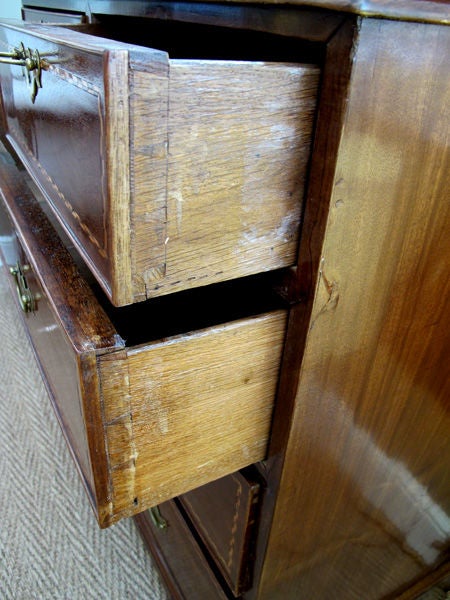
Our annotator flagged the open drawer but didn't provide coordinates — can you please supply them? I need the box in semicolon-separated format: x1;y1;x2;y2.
0;19;319;306
0;155;287;528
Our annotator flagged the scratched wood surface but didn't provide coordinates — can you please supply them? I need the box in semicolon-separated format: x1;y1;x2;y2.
98;311;287;526
0;151;288;528
138;59;319;298
0;20;319;305
257;17;450;600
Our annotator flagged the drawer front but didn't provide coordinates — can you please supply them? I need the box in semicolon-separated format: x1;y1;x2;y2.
0;20;319;306
180;469;262;596
22;8;86;23
0;154;287;528
135;502;229;600
0;217;97;502
0;21;169;306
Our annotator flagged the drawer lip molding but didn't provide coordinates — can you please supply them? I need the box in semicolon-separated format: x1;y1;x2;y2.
0;19;319;306
0;155;288;528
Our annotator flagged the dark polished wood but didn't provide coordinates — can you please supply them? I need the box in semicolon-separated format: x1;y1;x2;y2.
180;468;262;596
21;0;450;26
248;16;359;599
3;0;450;598
396;568;450;600
0;153;119;353
0;155;115;514
0;24;112;291
257;16;450;600
135;503;229;600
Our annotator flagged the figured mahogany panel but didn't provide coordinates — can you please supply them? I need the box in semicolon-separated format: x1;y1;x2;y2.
180;469;262;595
258;17;450;600
135;502;229;600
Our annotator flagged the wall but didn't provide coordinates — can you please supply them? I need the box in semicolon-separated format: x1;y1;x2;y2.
0;0;22;19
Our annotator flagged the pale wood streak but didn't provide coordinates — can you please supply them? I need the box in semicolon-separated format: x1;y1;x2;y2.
104;49;133;306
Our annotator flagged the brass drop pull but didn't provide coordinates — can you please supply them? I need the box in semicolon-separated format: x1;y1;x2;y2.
9;263;41;314
149;506;168;530
0;42;43;103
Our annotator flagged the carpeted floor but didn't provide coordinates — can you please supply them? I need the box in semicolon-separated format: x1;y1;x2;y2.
0;264;168;600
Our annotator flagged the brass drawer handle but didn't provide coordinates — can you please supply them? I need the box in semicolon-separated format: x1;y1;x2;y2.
9;263;41;314
0;42;43;103
149;506;168;530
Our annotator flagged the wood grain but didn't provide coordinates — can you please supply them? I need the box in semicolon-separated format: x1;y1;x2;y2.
98;311;287;525
247;16;358;600
130;67;169;297
104;49;133;305
258;17;450;600
138;59;319;298
0;20;319;305
180;469;262;595
0;152;288;528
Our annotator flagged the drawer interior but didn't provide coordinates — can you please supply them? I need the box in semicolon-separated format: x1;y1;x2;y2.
75;17;324;63
98;273;287;348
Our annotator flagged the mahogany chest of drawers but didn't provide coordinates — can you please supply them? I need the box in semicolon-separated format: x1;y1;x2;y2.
0;19;319;305
0;1;449;599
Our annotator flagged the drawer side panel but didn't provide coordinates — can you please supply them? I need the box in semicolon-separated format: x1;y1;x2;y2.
129;68;169;300
98;310;287;525
142;60;319;297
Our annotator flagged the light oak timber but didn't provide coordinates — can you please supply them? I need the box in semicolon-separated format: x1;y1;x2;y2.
257;17;450;600
97;313;287;523
151;60;318;296
104;49;134;306
8;1;450;597
0;154;288;528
